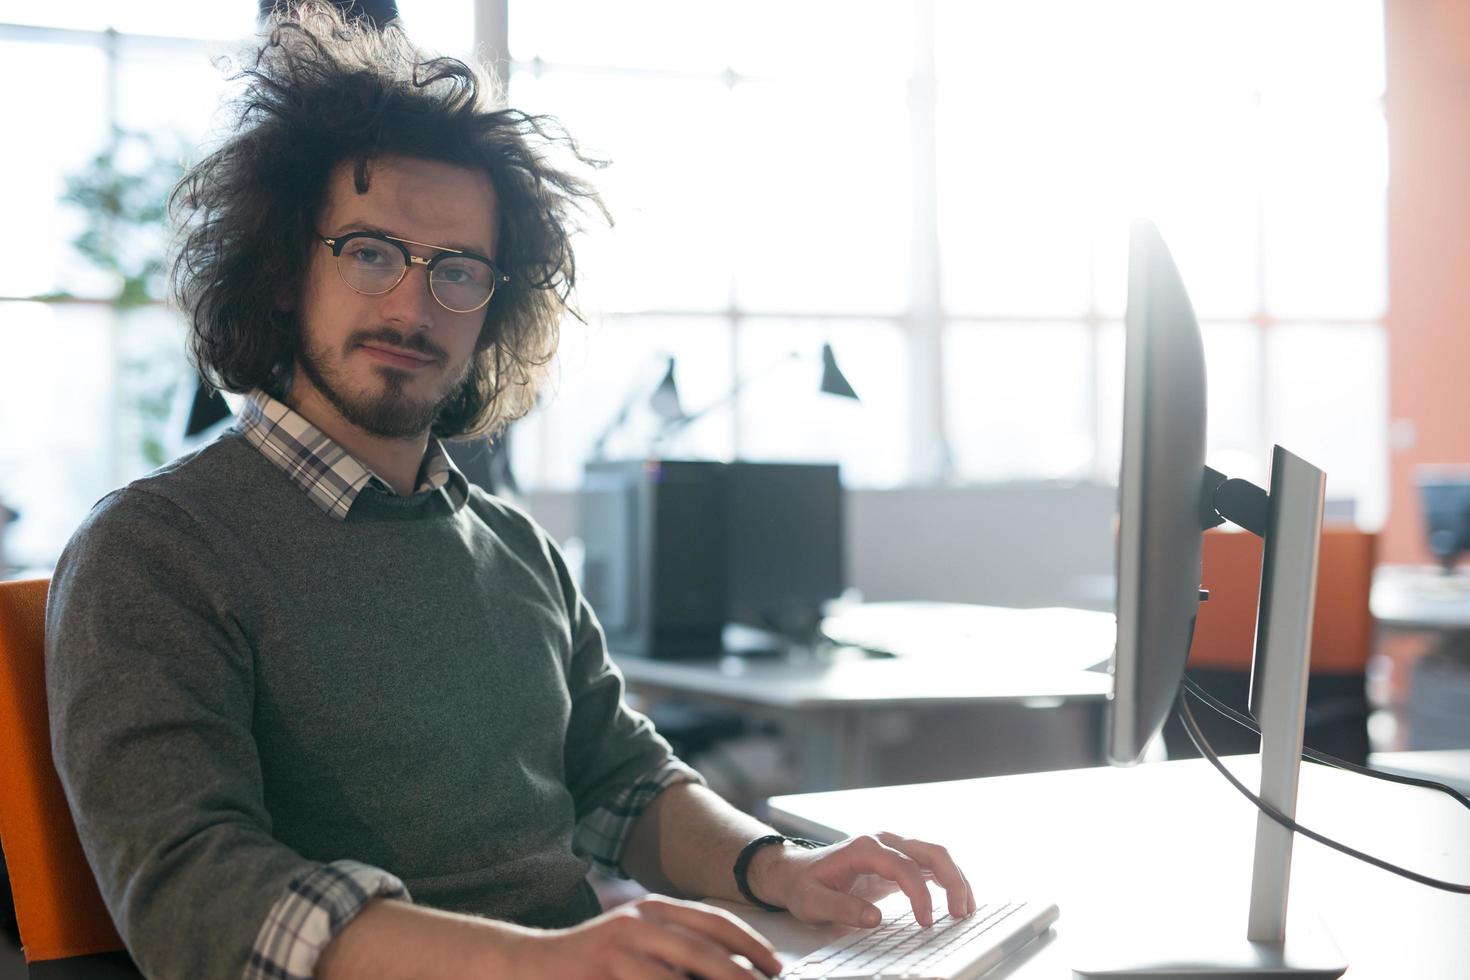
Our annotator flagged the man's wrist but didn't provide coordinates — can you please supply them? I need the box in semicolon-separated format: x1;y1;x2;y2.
746;841;794;908
737;835;822;911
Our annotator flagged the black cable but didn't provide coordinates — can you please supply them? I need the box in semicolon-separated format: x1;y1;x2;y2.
1175;690;1470;893
1181;675;1470;811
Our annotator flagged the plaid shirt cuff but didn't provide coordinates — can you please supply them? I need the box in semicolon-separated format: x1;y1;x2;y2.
244;860;409;980
573;758;706;878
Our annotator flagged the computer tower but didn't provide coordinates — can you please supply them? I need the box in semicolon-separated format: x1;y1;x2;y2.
580;460;729;658
725;462;844;635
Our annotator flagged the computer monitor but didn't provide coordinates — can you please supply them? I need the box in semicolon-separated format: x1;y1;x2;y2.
725;462;844;636
1077;221;1343;977
1417;470;1470;572
578;459;844;658
1109;219;1210;766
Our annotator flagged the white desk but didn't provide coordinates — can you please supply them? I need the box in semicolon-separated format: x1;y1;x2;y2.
617;606;1115;790
1370;568;1470;749
1370;565;1470;633
745;758;1470;978
1370;749;1470;796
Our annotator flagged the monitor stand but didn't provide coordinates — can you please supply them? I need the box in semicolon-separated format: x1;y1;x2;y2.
1076;447;1347;979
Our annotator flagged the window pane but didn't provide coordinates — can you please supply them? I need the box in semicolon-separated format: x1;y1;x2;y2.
736;320;908;488
1266;322;1388;526
726;0;912;80
1099;320;1268;489
1201;323;1267;487
394;0;475;56
0;8;110;30
116;38;237;143
935;0;1267;318
936;85;1092;317
945;322;1092;480
114;306;192;477
509;70;734;313
731;80;909;314
1261;100;1387;318
2;2;249;36
105;3;256;39
1257;0;1385;100
0;39;109;298
515;317;735;488
0;302;116;568
1087;90;1263;321
1096;322;1125;482
509;1;730;72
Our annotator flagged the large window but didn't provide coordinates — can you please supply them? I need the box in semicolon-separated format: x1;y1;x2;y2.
0;0;1389;569
506;0;1389;526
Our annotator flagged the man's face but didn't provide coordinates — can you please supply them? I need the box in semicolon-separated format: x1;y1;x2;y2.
292;155;499;439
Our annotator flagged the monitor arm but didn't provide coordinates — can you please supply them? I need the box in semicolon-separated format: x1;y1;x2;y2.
1201;465;1271;538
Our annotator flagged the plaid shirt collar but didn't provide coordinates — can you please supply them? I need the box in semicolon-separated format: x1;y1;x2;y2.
238;389;469;520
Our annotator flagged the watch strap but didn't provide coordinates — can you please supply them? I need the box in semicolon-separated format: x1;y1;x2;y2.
732;834;823;912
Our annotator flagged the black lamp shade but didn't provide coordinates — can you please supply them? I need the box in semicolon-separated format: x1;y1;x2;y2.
648;357;687;423
819;343;860;402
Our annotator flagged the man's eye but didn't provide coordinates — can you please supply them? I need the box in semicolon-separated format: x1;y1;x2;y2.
349;247;386;264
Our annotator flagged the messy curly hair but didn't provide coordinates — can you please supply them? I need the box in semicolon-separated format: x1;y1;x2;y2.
170;1;606;438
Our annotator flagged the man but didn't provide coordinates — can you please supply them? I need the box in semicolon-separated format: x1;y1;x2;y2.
46;5;974;978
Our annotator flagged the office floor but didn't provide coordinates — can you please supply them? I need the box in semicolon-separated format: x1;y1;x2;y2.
1;930;24;980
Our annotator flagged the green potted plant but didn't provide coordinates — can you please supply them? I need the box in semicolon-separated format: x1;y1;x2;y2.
53;129;191;469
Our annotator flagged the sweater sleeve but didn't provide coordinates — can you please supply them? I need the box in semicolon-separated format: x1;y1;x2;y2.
45;488;401;979
501;504;706;872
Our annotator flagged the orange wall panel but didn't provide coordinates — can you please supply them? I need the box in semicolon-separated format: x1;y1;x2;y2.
1384;0;1470;564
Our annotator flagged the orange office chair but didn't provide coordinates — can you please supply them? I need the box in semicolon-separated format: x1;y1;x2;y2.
0;577;130;967
1163;528;1378;762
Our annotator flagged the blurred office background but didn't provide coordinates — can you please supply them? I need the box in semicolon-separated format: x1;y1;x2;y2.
2;1;1469;758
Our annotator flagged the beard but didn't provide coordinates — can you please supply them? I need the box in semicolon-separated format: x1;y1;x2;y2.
297;325;470;439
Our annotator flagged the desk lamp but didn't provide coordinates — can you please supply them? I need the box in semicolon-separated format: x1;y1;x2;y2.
653;342;860;451
588;356;687;462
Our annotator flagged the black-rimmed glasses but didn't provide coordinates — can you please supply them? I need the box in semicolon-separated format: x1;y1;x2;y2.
319;231;510;314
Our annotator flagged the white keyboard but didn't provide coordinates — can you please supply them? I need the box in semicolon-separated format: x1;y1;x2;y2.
781;897;1059;980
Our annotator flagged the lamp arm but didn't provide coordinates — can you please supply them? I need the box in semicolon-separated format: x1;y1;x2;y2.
590;384;648;461
655;350;801;444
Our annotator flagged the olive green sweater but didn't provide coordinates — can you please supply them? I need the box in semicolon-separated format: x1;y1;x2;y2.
46;431;684;978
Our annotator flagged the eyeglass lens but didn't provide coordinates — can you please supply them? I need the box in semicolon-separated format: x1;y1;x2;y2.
337;236;496;313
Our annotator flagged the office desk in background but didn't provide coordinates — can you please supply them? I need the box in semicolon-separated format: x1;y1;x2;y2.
1371;566;1470;750
1371;564;1470;633
616;605;1115;791
748;756;1470;979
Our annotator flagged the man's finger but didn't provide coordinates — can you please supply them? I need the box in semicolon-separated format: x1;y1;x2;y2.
876;833;973;919
643;900;782;977
632;921;770;980
841;840;933;926
609;949;680;980
793;884;884;929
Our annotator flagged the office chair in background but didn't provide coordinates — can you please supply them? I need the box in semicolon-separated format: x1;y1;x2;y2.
1162;528;1378;764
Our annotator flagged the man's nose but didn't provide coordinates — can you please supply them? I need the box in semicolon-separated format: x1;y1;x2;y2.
380;261;438;327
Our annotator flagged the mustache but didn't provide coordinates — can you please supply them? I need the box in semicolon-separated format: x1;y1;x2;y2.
348;328;447;363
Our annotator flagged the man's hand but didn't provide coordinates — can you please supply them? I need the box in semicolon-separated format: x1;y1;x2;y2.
509;894;784;980
750;832;976;929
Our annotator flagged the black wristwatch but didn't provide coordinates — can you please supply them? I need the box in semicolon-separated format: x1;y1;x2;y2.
732;834;824;912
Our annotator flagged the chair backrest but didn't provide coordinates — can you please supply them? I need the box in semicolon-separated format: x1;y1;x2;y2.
1188;528;1377;673
0;577;124;961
